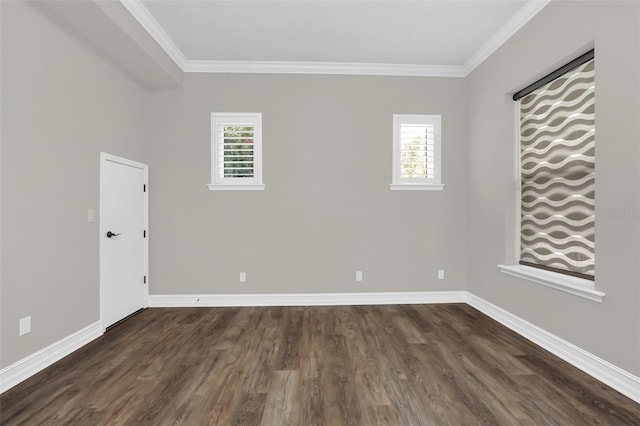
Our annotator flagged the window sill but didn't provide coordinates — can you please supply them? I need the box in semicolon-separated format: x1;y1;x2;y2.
497;264;604;303
207;184;265;191
390;184;444;191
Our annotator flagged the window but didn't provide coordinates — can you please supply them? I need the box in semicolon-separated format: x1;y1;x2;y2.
517;52;595;280
208;113;264;191
390;114;443;190
499;50;601;302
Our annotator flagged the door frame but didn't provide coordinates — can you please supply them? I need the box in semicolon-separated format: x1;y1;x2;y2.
99;152;149;331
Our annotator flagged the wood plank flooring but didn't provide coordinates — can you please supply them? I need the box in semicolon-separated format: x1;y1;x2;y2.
1;304;639;425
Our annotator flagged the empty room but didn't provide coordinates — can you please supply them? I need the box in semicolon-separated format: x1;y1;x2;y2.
1;0;639;424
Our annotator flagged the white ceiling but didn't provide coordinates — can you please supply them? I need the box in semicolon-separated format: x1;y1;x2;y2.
125;0;550;76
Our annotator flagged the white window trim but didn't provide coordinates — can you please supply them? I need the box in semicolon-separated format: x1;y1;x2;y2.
207;184;265;191
209;112;264;191
389;184;444;191
497;264;604;303
499;102;603;303
390;114;443;190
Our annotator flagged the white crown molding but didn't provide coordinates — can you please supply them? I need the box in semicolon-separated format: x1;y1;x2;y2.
467;293;640;404
148;291;467;307
119;0;187;70
464;0;552;75
0;321;102;394
184;61;466;77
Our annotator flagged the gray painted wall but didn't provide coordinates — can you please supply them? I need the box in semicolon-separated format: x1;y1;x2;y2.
466;0;640;375
144;74;468;295
0;1;148;368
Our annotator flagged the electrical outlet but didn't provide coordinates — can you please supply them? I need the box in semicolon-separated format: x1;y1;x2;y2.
19;316;31;336
239;272;246;283
438;269;445;280
355;270;363;282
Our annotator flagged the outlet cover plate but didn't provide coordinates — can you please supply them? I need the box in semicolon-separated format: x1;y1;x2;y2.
19;316;31;336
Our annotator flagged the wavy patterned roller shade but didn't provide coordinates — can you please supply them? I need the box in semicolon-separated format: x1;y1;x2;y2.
520;59;595;279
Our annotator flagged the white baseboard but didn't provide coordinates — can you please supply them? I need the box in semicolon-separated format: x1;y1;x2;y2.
466;293;640;404
0;321;103;394
147;291;468;307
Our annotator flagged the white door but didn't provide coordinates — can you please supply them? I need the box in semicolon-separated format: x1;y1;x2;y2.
100;153;148;329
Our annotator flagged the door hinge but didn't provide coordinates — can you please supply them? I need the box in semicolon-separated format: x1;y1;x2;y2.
143;230;146;238
143;184;146;192
144;275;147;284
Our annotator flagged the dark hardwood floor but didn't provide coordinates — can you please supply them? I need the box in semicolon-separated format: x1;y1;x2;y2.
1;304;639;425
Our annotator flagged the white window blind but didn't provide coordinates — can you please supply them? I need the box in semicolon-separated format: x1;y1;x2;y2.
209;113;263;190
400;123;434;179
218;124;255;178
391;114;442;189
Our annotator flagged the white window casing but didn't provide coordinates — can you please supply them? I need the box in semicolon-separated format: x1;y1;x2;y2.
390;114;443;191
208;113;264;191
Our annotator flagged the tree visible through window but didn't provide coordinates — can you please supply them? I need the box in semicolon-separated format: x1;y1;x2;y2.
221;125;255;178
400;124;433;180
